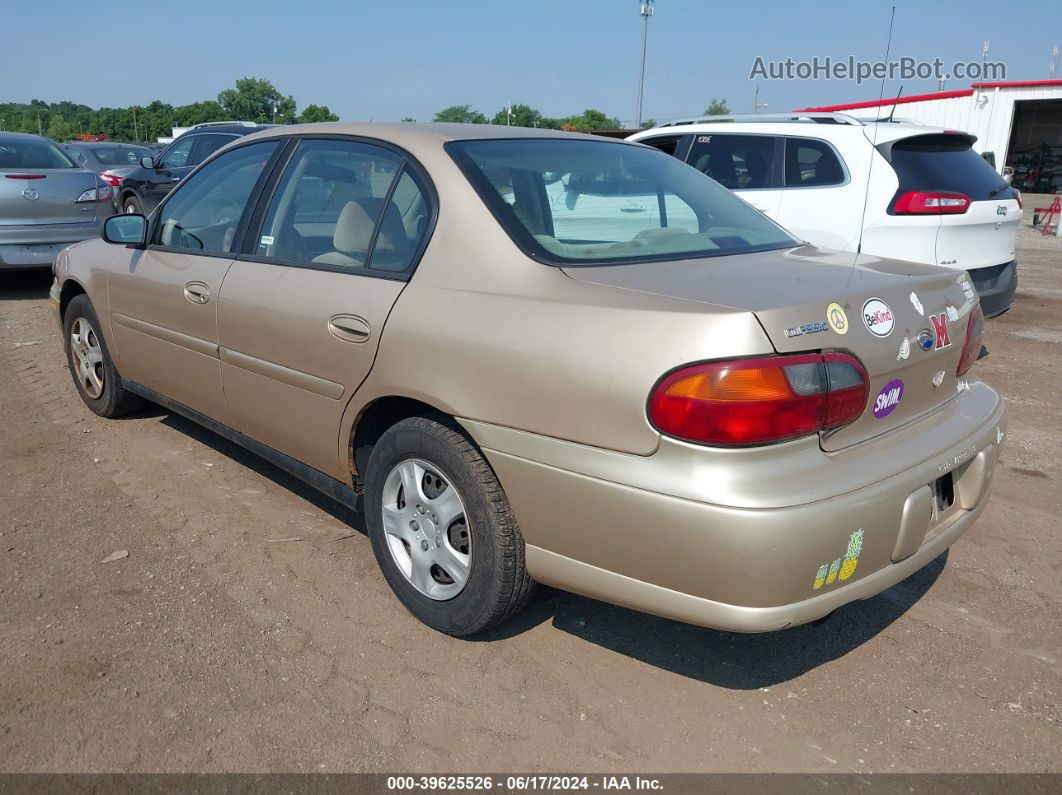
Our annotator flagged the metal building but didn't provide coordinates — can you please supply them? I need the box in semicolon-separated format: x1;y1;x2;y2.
798;79;1062;193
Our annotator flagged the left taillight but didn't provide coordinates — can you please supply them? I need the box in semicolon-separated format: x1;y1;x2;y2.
956;303;984;376
75;184;112;202
648;352;869;447
892;191;971;215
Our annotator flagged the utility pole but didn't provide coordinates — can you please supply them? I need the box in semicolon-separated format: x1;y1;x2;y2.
132;106;139;144
1050;46;1060;78
753;85;767;113
635;0;653;129
37;110;42;136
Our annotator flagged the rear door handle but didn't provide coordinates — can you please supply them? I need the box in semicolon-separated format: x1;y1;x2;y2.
327;314;371;343
183;281;210;304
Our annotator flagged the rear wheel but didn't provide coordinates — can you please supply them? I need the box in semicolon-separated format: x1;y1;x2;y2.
64;295;143;418
365;414;534;636
122;195;143;215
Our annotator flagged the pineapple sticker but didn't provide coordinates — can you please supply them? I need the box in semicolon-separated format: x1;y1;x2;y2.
810;529;864;590
839;529;863;581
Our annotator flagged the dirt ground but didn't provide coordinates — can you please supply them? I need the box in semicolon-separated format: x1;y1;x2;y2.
1;212;1059;773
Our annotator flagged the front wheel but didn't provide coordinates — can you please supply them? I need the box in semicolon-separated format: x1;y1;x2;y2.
122;195;143;215
63;295;144;418
364;415;534;636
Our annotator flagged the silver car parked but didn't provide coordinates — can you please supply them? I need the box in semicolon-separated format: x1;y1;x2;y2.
0;132;114;270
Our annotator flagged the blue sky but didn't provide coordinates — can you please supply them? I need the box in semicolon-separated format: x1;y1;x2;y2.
3;0;1055;124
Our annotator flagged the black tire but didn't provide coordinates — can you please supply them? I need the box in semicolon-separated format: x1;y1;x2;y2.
122;194;143;215
365;414;534;636
63;294;144;418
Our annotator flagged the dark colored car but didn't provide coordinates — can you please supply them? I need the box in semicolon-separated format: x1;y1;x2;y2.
63;142;155;199
115;123;271;215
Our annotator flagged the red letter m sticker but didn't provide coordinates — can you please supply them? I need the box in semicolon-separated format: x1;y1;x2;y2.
931;313;951;349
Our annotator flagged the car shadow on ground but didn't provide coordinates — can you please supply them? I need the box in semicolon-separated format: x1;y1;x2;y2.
149;405;943;690
0;270;54;299
485;553;946;689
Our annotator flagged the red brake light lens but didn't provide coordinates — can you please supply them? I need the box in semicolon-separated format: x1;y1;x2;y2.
893;191;971;215
648;353;869;447
956;303;984;376
3;174;46;180
99;171;122;187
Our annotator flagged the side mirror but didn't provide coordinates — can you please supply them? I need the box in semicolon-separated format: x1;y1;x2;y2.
103;214;147;247
140;156;155;169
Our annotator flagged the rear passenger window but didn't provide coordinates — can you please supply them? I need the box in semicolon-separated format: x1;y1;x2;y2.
256;138;430;276
191;134;238;166
784;137;845;187
686;134;778;189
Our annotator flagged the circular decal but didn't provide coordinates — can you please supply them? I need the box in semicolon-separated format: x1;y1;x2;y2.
873;378;904;419
826;302;848;335
862;298;895;337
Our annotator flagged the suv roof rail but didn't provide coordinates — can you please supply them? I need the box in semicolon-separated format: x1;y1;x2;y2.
655;112;865;128
856;115;928;125
188;121;262;129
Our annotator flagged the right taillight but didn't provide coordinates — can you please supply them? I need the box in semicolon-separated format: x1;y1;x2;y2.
648;352;869;447
957;303;984;376
893;190;971;215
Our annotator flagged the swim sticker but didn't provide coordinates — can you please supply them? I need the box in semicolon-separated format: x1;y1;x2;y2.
862;298;895;337
826;302;848;335
946;305;959;322
812;529;864;590
897;337;911;361
909;291;924;316
873;379;904;418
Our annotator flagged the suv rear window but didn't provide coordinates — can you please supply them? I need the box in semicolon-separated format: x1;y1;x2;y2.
449;138;796;266
884;134;1008;201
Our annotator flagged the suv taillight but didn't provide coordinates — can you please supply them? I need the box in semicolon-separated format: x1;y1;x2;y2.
956;303;984;376
648;352;869;447
893;191;971;214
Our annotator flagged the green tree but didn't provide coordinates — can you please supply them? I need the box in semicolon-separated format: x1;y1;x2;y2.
174;101;227;127
218;77;297;124
433;104;487;124
642;118;657;129
559;108;622;131
491;103;551;128
400;116;416;122
704;98;729;115
298;104;339;123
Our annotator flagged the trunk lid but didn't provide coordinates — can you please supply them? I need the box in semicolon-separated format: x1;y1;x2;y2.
936;197;1019;271
562;245;976;451
0;168;102;225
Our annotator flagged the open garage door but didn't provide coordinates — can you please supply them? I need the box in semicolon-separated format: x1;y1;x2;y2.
1006;98;1062;193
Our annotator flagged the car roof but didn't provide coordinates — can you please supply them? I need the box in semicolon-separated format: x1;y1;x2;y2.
0;131;53;143
177;124;274;137
631;114;954;145
236;121;618;152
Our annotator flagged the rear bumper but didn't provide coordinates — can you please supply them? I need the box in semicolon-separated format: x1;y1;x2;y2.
462;383;1006;632
0;221;102;268
969;259;1017;317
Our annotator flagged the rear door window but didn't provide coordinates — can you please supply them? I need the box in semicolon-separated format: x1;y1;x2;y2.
884;134;1009;201
686;134;779;189
254;138;431;276
784;137;846;187
158;136;196;169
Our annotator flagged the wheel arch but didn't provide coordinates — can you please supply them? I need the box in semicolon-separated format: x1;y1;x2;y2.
349;395;459;483
58;278;88;321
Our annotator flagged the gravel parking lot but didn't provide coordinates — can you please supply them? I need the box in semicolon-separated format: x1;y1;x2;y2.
1;208;1059;773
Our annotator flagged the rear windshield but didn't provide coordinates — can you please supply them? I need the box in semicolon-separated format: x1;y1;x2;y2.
92;146;151;166
885;134;1009;201
448;138;797;266
0;138;77;169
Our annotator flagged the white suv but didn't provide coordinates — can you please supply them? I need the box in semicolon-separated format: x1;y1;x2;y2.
629;113;1020;316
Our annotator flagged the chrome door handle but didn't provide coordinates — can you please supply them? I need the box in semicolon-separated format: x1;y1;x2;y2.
170;177;181;183
183;282;210;304
327;314;371;343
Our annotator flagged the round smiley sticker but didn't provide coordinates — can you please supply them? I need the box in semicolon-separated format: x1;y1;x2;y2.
827;302;848;335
